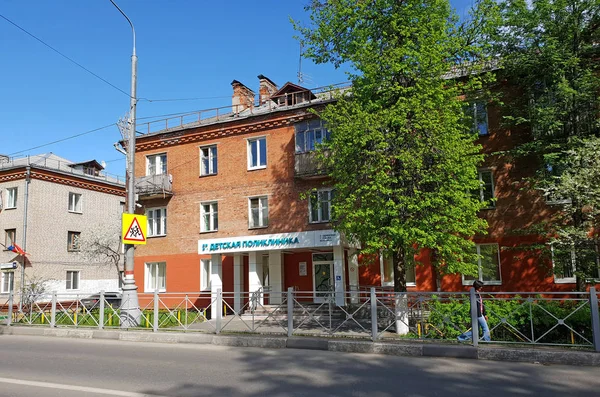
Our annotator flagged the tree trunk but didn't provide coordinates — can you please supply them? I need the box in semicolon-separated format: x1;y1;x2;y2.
393;246;409;335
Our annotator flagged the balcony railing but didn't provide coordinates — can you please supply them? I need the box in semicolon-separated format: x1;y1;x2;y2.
135;174;172;199
294;151;330;178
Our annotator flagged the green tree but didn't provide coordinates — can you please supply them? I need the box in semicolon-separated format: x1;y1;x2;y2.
494;0;600;290
294;0;496;295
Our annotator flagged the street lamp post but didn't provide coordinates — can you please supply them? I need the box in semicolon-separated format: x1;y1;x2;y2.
110;0;141;327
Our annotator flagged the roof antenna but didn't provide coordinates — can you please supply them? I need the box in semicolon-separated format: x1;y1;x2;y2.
297;42;304;84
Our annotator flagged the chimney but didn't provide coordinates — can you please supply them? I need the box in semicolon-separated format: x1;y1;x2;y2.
258;74;278;105
231;80;255;114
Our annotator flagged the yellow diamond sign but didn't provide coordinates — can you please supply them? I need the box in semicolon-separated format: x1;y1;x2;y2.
122;213;147;245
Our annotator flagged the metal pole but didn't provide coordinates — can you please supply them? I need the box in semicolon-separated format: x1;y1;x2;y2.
18;166;30;313
469;287;479;348
50;292;56;328
589;287;600;352
7;291;13;326
111;0;141;327
370;287;378;341
216;288;222;334
153;290;159;332
287;287;293;338
98;290;105;330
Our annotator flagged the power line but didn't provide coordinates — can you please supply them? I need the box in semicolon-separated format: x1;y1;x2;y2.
8;123;116;156
0;13;132;98
0;13;233;105
139;95;230;103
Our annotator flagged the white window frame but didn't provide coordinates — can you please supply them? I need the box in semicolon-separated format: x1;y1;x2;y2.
200;145;218;176
200;259;211;291
552;245;577;284
200;202;218;233
1;272;14;293
462;243;502;286
146;153;167;176
309;188;333;223
248;196;269;229
66;270;80;290
146;207;167;237
247;136;267;170
477;169;495;208
6;187;17;209
68;192;82;213
67;231;81;252
145;262;166;293
380;254;416;287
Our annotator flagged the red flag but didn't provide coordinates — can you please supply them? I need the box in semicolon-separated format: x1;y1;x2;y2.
8;243;26;256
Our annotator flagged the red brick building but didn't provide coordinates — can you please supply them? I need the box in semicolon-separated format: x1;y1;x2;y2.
132;76;598;314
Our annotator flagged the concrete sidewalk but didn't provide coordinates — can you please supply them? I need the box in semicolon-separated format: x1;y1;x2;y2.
1;325;598;367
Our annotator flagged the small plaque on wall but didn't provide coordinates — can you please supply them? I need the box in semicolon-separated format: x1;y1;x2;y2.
299;262;307;276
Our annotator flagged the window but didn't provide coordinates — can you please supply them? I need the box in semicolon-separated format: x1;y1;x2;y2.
463;244;502;285
467;101;489;135
309;189;333;223
249;196;268;228
4;229;16;249
295;120;331;153
201;202;218;232
200;145;218;176
477;170;495;207
552;243;600;283
6;187;17;209
67;231;81;252
68;192;82;213
247;137;267;169
146;153;167;176
147;207;167;237
201;259;211;291
145;262;166;292
544;163;572;204
66;271;80;290
1;272;14;293
381;254;416;287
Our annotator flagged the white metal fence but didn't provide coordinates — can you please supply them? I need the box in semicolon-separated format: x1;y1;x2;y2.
1;288;599;351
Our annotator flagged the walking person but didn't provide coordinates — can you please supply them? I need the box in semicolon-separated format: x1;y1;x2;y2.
457;280;491;342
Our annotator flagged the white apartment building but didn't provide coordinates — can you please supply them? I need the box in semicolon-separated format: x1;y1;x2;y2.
0;153;125;299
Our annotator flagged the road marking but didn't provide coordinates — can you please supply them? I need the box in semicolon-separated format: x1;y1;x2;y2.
0;377;162;396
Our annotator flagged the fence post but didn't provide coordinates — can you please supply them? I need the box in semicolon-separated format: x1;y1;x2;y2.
287;287;294;338
98;290;105;330
7;292;13;326
50;292;57;328
469;287;479;348
216;288;222;334
370;287;378;341
589;287;600;353
153;290;159;332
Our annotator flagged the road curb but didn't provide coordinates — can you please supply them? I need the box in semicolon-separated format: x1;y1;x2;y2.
1;325;598;366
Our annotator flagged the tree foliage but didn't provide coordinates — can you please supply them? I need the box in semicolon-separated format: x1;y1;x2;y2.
295;0;497;291
494;0;600;289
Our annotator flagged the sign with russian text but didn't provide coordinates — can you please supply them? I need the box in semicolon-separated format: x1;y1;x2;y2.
198;230;341;254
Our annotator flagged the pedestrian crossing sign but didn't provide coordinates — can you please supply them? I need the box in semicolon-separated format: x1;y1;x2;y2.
122;213;147;245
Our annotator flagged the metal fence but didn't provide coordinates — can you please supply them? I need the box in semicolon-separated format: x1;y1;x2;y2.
1;288;599;351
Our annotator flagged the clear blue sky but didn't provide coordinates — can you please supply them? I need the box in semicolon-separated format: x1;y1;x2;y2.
0;0;473;179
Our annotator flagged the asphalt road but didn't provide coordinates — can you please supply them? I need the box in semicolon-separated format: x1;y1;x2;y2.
0;335;599;397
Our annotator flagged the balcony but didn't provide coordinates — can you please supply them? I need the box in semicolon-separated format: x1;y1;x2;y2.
294;151;330;179
135;174;173;200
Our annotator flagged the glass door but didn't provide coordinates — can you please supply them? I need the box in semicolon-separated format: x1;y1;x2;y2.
313;253;334;303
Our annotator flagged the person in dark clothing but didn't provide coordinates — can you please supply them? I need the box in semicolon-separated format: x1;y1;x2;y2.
457;280;491;342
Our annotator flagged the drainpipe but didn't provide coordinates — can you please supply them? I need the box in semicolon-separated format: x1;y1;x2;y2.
18;166;30;312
